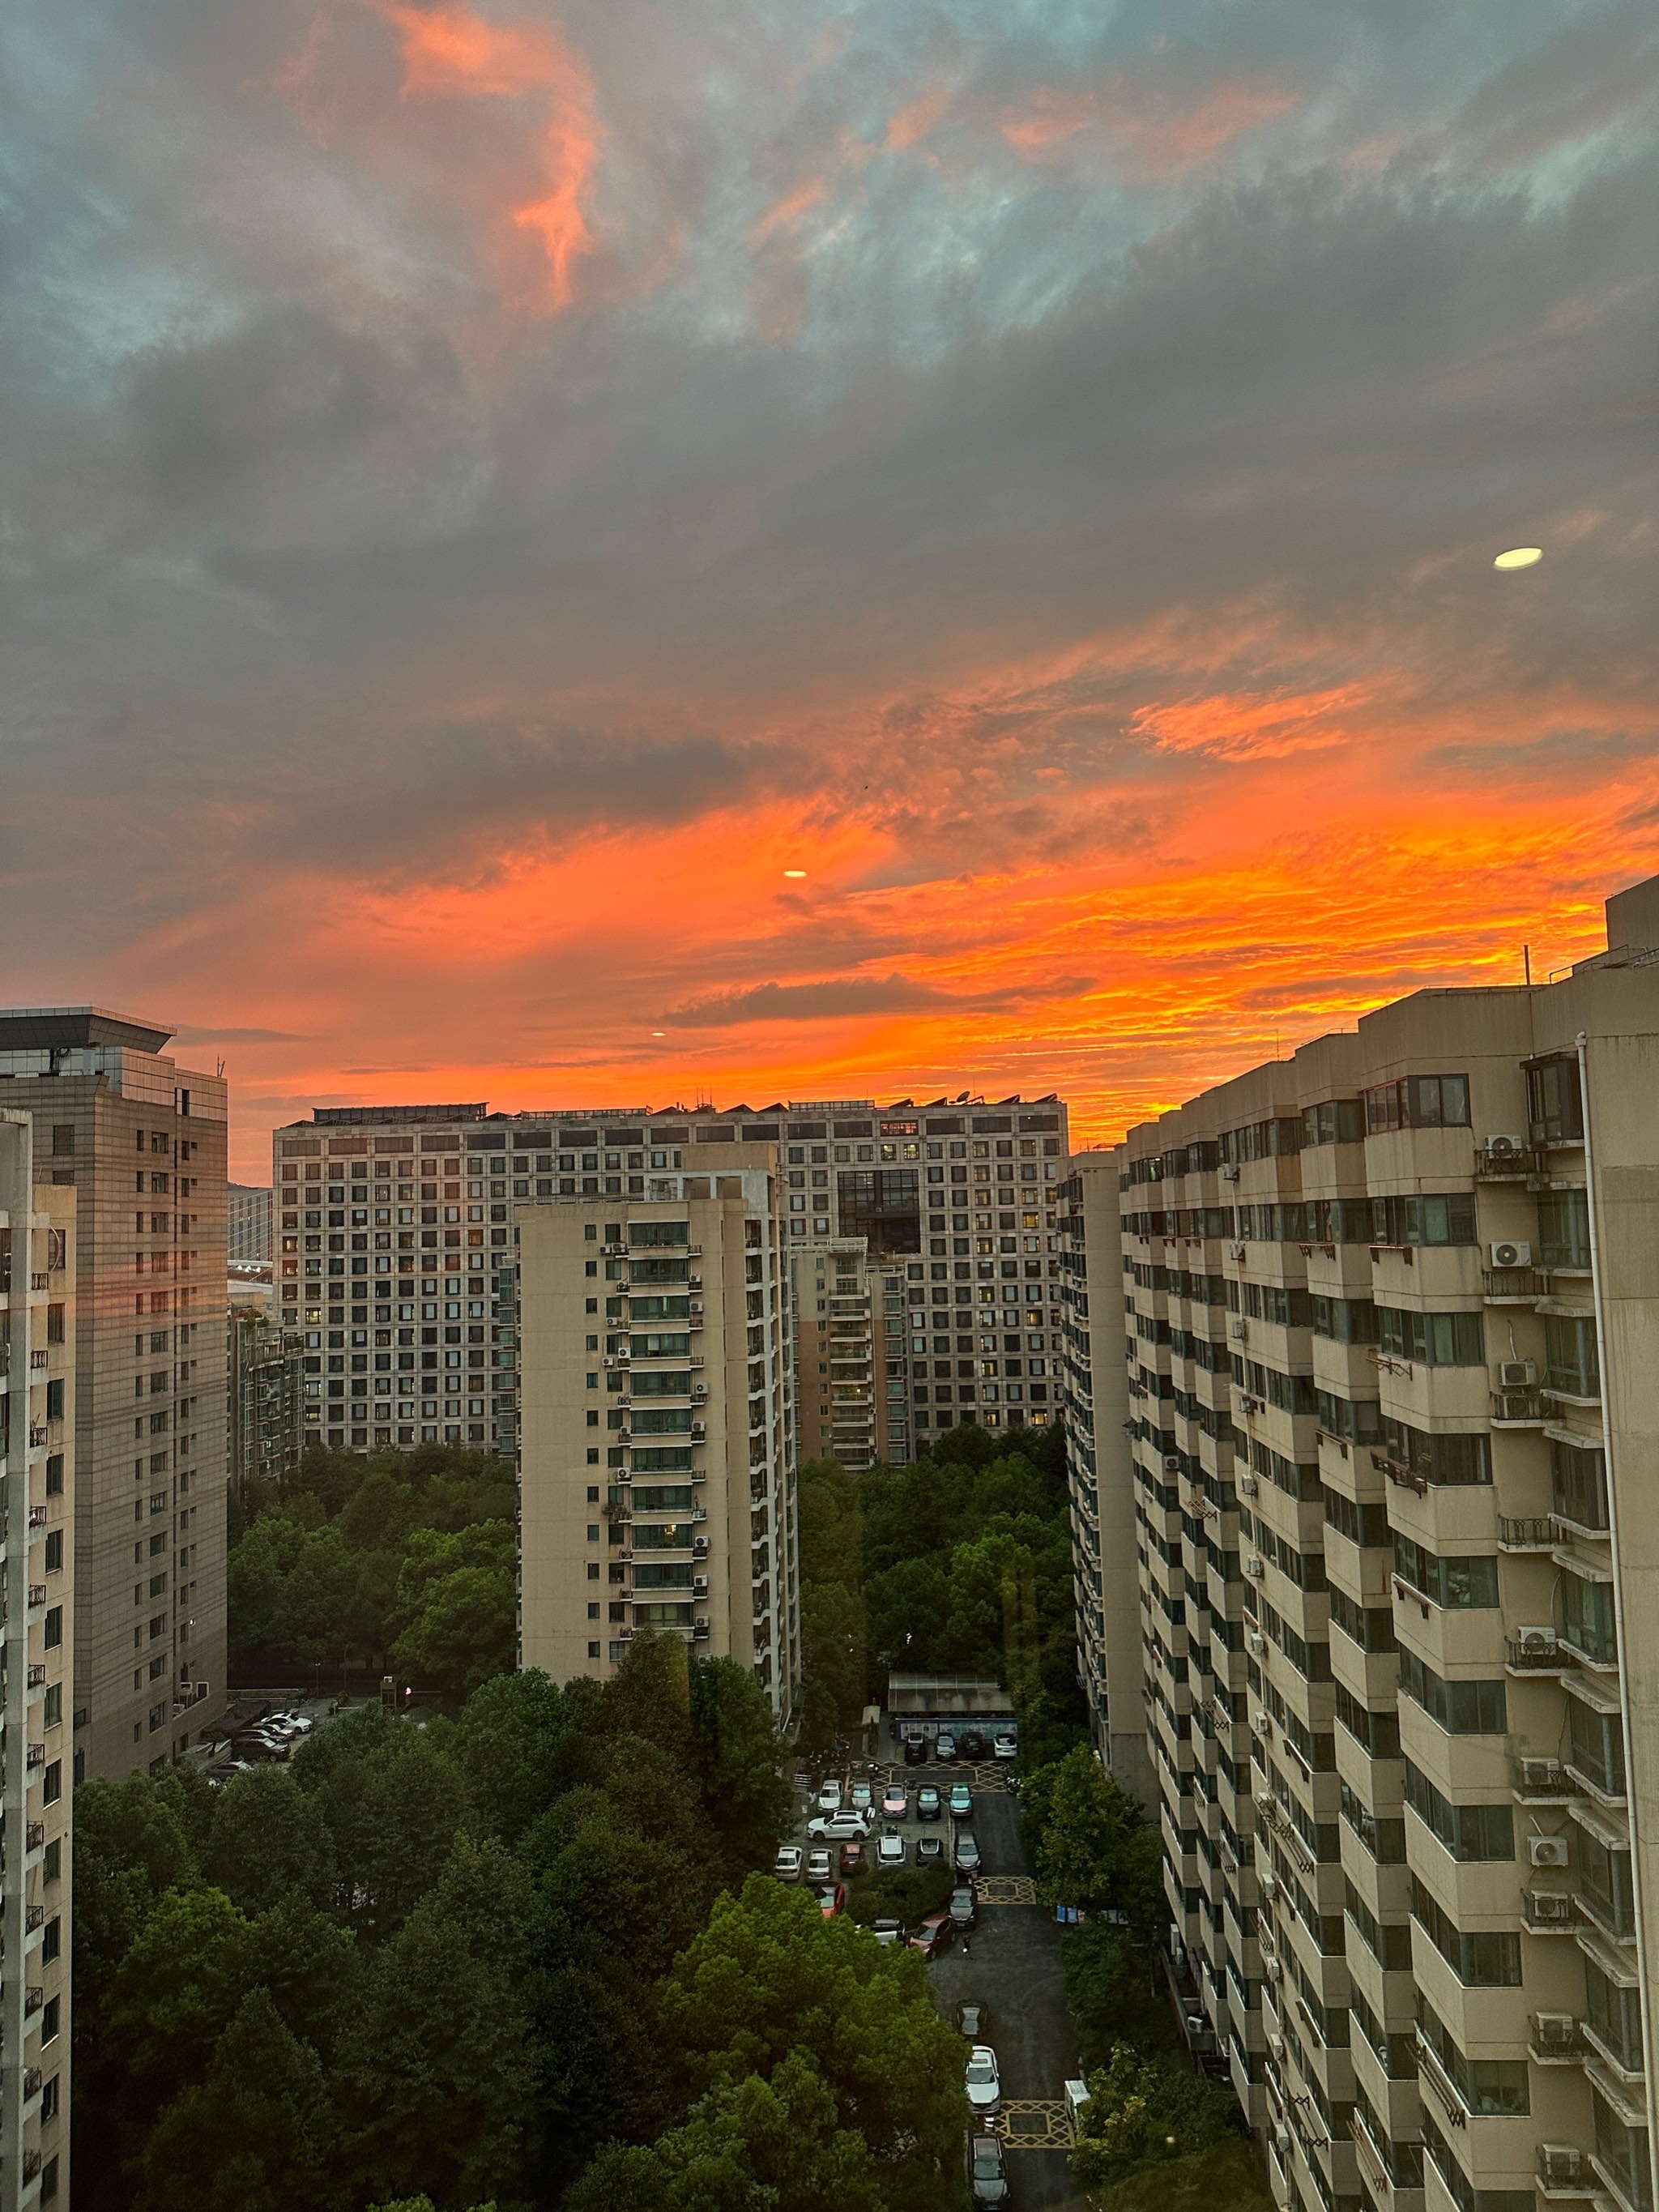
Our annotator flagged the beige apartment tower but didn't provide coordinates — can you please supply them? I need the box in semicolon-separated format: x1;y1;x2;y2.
0;1115;75;2210
0;1011;226;1783
1059;1150;1152;1800
1106;878;1659;2212
518;1142;800;1717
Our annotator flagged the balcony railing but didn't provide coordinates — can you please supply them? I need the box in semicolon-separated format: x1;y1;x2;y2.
1491;1390;1545;1425
1521;1888;1576;1932
1499;1515;1555;1551
1528;2013;1587;2064
1507;1630;1568;1673
1536;2146;1594;2198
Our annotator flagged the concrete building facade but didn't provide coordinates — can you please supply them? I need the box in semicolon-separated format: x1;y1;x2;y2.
516;1142;800;1715
227;1313;305;1494
227;1185;272;1263
0;1010;225;1782
271;1093;1071;1467
1060;1149;1152;1800
1104;882;1659;2212
0;1116;75;2210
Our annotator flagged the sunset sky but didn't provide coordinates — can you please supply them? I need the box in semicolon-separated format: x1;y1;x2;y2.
5;0;1657;1181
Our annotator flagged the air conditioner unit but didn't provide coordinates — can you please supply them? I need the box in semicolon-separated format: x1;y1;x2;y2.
1247;1631;1266;1657
1164;1454;1183;1473
1533;2010;1578;2045
1269;2034;1286;2060
1491;1241;1533;1269
1518;1625;1557;1654
1497;1358;1537;1388
1246;1557;1265;1580
1230;1321;1248;1340
1230;1241;1247;1261
1185;2013;1207;2036
1529;1834;1570;1868
1520;1755;1563;1791
1530;1891;1573;1925
1540;2146;1585;2187
1222;1164;1239;1182
693;1574;709;1592
1238;1474;1258;1497
1485;1134;1528;1159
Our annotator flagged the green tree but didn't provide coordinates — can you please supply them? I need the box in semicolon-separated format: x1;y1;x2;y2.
566;2050;889;2212
337;1839;537;2208
1063;1922;1175;2065
1026;1745;1165;1935
454;1666;574;1845
689;1656;793;1878
131;1987;336;2212
73;1772;199;2025
797;1583;868;1756
291;1703;471;1935
656;1876;967;2211
1069;2043;1243;2192
203;1767;337;1915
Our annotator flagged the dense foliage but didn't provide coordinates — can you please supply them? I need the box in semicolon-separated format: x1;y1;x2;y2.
72;1636;974;2212
795;1421;1085;1762
228;1444;518;1697
1069;2045;1255;2198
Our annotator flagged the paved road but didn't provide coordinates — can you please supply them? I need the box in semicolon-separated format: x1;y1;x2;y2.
789;1760;1090;2212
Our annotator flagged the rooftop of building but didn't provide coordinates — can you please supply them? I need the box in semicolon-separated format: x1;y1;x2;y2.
282;1091;1062;1134
0;1006;174;1054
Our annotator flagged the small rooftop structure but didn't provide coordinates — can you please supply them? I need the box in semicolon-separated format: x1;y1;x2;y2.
0;1006;174;1055
885;1674;1013;1723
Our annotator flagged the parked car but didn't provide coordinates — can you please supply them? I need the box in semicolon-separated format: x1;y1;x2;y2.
909;1909;954;1960
849;1781;874;1814
876;1830;906;1869
916;1786;942;1821
915;1834;946;1867
1064;2079;1092;2131
956;1999;991;2039
774;1845;804;1881
839;1839;867;1877
954;1831;982;1874
807;1810;873;1840
816;1883;846;1919
805;1848;833;1882
870;1919;903;1946
949;1783;975;1819
817;1780;844;1813
936;1733;957;1762
968;2129;1010;2205
881;1782;908;1818
957;1731;987;1761
993;1732;1018;1761
949;1884;978;1929
903;1735;928;1766
232;1732;290;1762
206;1759;254;1785
965;2046;1001;2114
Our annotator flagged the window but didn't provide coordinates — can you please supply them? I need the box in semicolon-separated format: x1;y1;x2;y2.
1567;1697;1626;1799
1310;1294;1379;1343
41;1996;59;2046
1537;1186;1591;1269
1410;1878;1520;1984
1544;1313;1599;1399
1551;1437;1608;1531
1364;1073;1470;1132
1577;1827;1636;1938
1377;1307;1484;1366
1525;1054;1584;1144
1403;1760;1513;1860
1398;1650;1507;1732
50;1125;75;1156
1371;1192;1478;1246
1593;2089;1652;2212
43;1607;62;1650
1301;1098;1366;1147
1393;1535;1499;1609
1561;1567;1618;1666
1417;1997;1528;2116
1380;1416;1490;1486
1584;1958;1644;2073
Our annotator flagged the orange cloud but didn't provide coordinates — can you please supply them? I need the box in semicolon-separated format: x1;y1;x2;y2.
1001;71;1299;178
887;83;953;152
361;0;599;309
1132;685;1360;758
753;175;828;248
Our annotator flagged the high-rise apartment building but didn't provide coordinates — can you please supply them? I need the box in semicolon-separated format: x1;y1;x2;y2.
517;1141;800;1713
1097;878;1659;2212
0;1114;75;2210
226;1185;272;1263
0;1010;226;1783
227;1313;305;1493
271;1094;1070;1464
1059;1151;1151;1797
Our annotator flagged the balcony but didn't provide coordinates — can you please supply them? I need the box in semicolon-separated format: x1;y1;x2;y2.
25;1821;44;1850
1475;1141;1546;1182
24;1743;45;1769
23;1985;42;2015
1529;2013;1588;2065
1372;1450;1427;1497
1506;1629;1570;1675
1482;1266;1546;1302
1512;1757;1581;1804
1498;1515;1555;1552
1521;1888;1577;1933
25;1584;46;1610
25;1664;45;1689
23;1903;42;1932
1491;1390;1545;1428
1536;2146;1597;2201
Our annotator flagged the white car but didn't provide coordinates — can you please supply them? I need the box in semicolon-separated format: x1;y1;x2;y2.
966;2046;1001;2114
805;1848;833;1882
871;1919;903;1945
992;1733;1017;1761
817;1780;843;1813
876;1831;906;1868
774;1845;804;1881
807;1811;873;1841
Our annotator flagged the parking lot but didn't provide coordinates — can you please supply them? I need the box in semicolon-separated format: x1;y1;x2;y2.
783;1746;1091;2212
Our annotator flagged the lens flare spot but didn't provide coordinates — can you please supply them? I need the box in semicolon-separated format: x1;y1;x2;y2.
1494;547;1543;570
